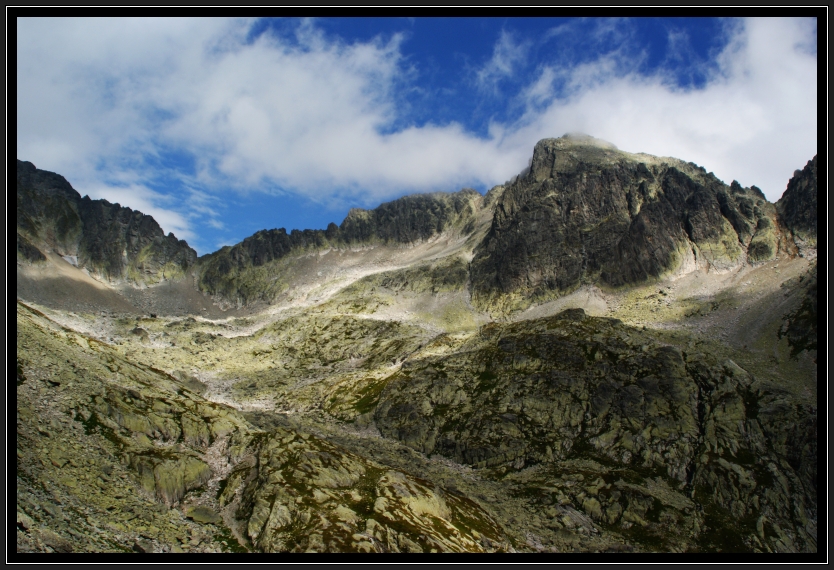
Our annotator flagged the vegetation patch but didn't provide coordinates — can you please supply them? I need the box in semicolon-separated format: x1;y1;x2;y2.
214;527;249;553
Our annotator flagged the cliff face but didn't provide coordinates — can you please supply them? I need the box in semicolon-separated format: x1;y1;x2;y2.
470;135;789;313
336;189;481;244
17;161;84;263
16;160;197;284
776;155;818;246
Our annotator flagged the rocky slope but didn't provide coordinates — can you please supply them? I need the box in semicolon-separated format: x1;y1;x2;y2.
374;309;817;552
16;137;818;555
17;160;197;285
16;301;512;553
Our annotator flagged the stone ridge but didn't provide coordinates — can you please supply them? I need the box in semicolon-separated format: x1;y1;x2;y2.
196;189;481;303
17;139;816;314
337;189;482;244
16;159;197;284
776;155;817;243
470;137;791;314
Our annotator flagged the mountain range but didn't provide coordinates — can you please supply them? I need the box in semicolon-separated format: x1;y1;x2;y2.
16;134;818;555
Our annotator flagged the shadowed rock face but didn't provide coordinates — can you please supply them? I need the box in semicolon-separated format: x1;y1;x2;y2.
337;189;481;244
779;262;817;357
16;160;197;284
776;155;817;243
17;161;84;260
75;197;197;283
470;135;786;313
17;232;47;263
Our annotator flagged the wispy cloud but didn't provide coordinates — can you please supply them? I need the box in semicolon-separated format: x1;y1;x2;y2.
475;30;529;92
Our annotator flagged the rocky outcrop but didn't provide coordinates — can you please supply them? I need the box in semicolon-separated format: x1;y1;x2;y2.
75;197;197;283
17;161;84;260
470;135;789;314
228;426;508;552
374;309;817;552
16;160;197;284
776;156;817;248
335;189;481;244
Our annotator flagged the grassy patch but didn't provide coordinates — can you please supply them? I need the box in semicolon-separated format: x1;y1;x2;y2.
214;526;249;552
353;375;394;415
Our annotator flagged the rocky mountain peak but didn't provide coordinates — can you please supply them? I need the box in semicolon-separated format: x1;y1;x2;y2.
528;134;623;182
16;160;80;202
471;137;795;314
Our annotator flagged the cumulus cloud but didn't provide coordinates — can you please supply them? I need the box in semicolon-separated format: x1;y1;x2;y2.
17;17;817;249
18;19;516;200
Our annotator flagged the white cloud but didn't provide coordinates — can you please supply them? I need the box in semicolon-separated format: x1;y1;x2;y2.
505;17;818;200
17;18;519;207
17;16;817;250
475;30;529;92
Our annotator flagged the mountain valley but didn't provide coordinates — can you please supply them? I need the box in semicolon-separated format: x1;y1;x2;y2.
16;134;819;555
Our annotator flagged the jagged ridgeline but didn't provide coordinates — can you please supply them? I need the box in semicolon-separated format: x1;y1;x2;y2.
16;160;197;284
469;135;794;313
18;136;812;316
196;190;482;305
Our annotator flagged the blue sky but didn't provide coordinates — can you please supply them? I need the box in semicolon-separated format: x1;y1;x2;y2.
17;17;818;256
